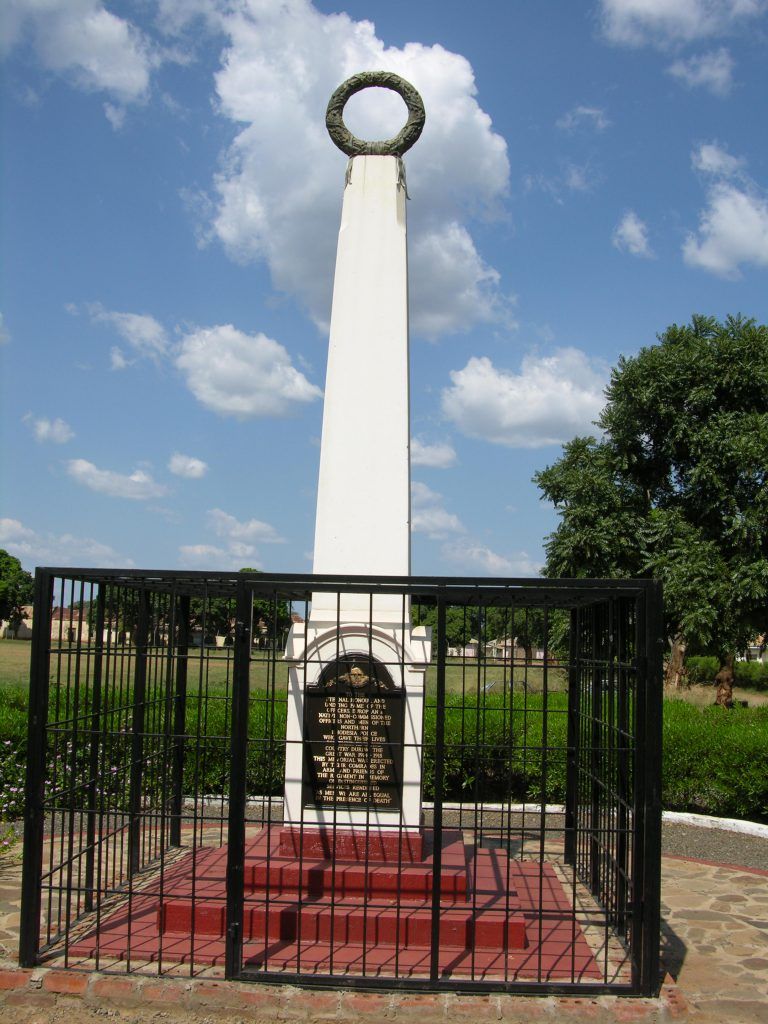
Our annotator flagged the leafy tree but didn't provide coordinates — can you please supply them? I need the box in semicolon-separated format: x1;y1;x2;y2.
534;315;768;704
412;603;551;655
413;604;480;651
189;568;291;647
0;550;34;634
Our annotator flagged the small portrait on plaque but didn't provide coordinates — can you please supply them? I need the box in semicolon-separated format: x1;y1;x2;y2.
311;654;398;693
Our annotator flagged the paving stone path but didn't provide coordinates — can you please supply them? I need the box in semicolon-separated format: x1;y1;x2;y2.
0;827;765;1024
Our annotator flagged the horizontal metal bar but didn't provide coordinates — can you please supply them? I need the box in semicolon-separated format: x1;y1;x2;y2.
238;970;637;996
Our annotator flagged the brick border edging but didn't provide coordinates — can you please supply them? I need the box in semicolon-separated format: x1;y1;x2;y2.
0;965;689;1021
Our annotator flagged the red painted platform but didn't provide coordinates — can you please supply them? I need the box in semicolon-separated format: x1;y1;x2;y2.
69;828;603;982
278;826;424;862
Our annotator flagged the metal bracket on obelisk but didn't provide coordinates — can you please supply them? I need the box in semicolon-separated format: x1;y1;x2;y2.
325;71;426;157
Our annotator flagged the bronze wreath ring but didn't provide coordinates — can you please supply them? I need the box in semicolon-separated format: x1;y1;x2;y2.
326;71;426;157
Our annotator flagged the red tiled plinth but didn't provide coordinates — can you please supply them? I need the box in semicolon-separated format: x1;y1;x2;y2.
256;828;465;900
278;826;424;863
160;899;527;951
68;828;604;981
157;829;520;950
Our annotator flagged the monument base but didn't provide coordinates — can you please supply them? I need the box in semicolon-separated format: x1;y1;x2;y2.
278;825;424;862
68;825;609;981
157;827;530;951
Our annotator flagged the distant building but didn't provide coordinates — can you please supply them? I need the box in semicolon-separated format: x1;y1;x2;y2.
50;606;91;644
739;635;767;664
0;603;34;639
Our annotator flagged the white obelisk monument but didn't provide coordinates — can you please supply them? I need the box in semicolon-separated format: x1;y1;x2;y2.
283;73;431;845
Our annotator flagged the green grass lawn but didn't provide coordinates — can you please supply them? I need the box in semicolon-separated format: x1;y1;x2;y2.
0;640;33;688
0;638;562;695
2;640;766;820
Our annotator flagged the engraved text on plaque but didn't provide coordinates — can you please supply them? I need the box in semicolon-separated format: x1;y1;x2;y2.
303;665;404;810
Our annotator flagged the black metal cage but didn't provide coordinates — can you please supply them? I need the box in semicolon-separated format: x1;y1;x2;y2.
20;569;663;995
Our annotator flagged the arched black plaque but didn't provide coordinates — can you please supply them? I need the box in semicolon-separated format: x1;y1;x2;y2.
303;655;405;809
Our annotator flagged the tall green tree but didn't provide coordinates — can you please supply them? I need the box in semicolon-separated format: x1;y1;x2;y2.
0;550;34;633
189;568;291;645
534;315;768;702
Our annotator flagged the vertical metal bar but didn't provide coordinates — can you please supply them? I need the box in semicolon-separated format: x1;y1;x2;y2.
564;607;580;866
62;581;87;962
225;578;250;979
602;596;616;975
616;598;630;936
630;591;646;992
260;586;279;975
128;590;150;877
639;581;664;995
170;595;190;847
428;594;446;982
84;585;106;912
589;605;602;897
19;570;54;967
536;604;550;984
156;591;177;975
93;582;115;971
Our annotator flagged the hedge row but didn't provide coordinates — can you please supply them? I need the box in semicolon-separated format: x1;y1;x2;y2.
0;686;766;823
663;700;768;819
686;655;768;690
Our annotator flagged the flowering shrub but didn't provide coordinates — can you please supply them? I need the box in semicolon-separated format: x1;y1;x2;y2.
0;738;25;853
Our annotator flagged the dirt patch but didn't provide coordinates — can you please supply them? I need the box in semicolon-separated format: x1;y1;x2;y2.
663;683;768;708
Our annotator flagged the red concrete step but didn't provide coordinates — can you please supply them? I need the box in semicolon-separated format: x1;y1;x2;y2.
159;897;528;951
278;827;424;863
245;856;468;900
171;829;472;902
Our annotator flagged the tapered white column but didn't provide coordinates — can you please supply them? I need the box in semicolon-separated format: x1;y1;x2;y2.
283;73;430;834
311;155;410;622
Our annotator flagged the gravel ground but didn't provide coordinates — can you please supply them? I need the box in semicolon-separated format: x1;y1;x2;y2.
21;807;768;872
661;821;768;871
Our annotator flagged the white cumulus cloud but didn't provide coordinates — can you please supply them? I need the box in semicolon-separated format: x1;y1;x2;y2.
178;507;282;570
411;482;464;539
612;210;654;258
0;517;130;570
204;0;510;339
599;0;765;47
411;438;457;469
684;143;768;276
683;182;768;276
175;324;321;418
66;459;168;499
24;415;75;444
440;539;540;577
207;508;283;544
2;0;154;104
85;303;168;359
692;141;745;177
667;47;735;94
408;223;511;339
556;105;610;132
442;350;607;448
0;519;35;545
110;346;130;370
178;543;259;571
168;453;208;478
103;102;127;130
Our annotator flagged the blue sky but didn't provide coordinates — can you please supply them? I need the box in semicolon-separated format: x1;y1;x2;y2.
1;0;767;578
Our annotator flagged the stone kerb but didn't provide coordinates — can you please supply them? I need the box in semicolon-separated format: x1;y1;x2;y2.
0;964;689;1022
